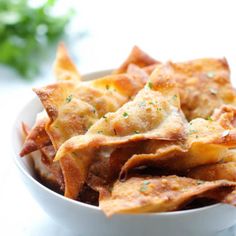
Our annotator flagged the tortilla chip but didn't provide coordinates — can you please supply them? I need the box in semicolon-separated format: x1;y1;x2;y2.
53;43;81;82
20;111;51;157
34;72;148;198
99;175;236;217
120;110;236;178
187;162;236;182
113;46;159;74
55;65;186;162
168;58;236;120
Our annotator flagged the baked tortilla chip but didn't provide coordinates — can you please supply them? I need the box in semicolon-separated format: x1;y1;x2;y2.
114;46;159;74
187;162;236;182
20;111;51;157
53;43;81;82
99;175;236;217
21;122;63;190
35;72;148;198
120;110;236;178
54;66;187;198
55;65;186;162
168;58;236;120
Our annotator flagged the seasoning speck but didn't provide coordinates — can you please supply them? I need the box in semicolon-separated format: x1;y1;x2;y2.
106;84;110;90
197;180;204;185
97;130;103;134
206;116;213;121
147;81;153;89
123;112;128;118
66;95;73;103
103;115;108;122
134;130;140;134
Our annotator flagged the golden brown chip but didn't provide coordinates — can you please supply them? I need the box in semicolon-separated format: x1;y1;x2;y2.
55;65;186;162
167;58;236;120
54;66;187;198
113;46;159;74
53;43;80;82
20;111;51;157
21;122;63;190
99;175;236;217
35;72;148;199
187;162;236;182
119;107;236;179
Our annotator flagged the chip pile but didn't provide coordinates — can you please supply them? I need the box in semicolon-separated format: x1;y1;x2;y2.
20;44;236;216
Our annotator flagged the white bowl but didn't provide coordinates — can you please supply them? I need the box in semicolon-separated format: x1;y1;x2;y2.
12;70;236;236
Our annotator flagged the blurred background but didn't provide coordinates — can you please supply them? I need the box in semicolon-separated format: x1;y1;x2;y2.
1;0;236;235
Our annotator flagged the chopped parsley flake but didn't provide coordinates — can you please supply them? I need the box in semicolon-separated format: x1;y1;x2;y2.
103;115;108;121
97;130;103;134
149;101;154;105
123;112;128;118
147;81;153;89
207;71;215;78
134;130;140;134
106;84;110;90
66;95;73;103
206;116;213;121
157;108;162;111
197;180;204;185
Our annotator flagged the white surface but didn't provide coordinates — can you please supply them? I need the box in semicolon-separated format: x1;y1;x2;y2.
1;0;236;235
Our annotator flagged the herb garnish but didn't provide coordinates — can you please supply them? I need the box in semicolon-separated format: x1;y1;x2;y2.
123;112;129;118
103;115;108;122
106;84;110;90
147;81;153;89
66;94;73;103
206;116;213;121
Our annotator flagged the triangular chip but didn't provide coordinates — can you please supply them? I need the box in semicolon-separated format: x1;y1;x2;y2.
119;105;236;178
53;42;81;82
167;58;236;120
20;111;51;157
113;46;159;74
55;65;186;162
99;175;236;217
35;72;148;198
187;162;236;182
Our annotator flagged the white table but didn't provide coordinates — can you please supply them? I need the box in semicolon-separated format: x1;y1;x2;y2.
1;0;236;235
